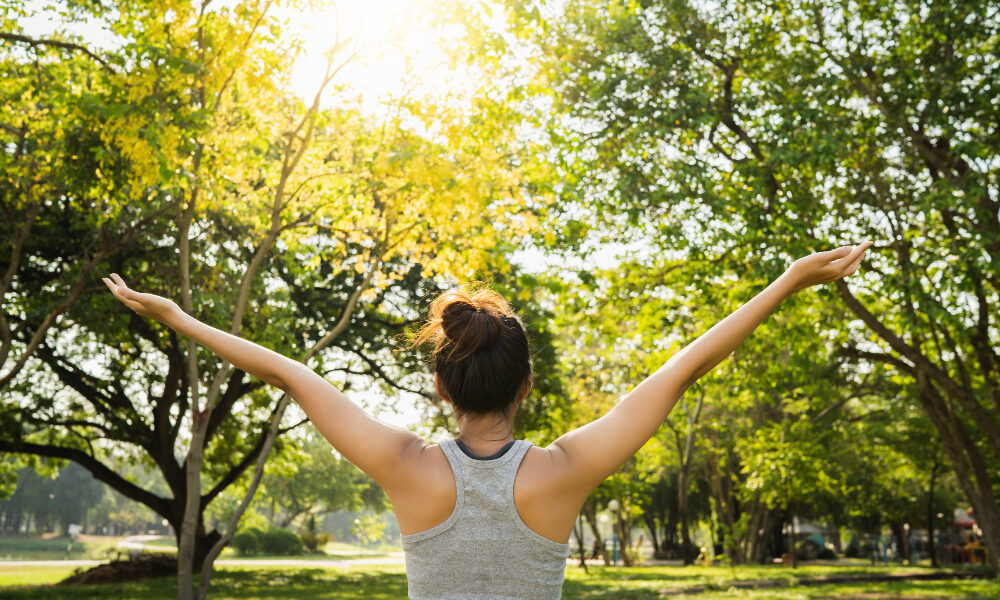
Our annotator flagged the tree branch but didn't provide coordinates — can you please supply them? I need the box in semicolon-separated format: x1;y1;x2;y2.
0;32;115;72
0;440;170;515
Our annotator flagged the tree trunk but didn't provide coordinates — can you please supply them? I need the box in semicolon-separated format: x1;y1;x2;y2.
928;456;939;567
751;506;778;564
617;507;634;566
789;513;797;569
642;512;661;555
582;500;610;566
706;453;747;564
916;377;1000;573
679;467;693;565
177;411;211;600
674;389;704;566
573;515;588;572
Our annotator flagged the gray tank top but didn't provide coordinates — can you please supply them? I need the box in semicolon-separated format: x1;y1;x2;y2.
401;439;571;600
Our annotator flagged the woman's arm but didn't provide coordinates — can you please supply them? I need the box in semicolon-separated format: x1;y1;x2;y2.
544;242;872;497
102;274;425;489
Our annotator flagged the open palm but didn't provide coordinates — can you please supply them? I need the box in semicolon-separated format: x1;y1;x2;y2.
102;273;180;323
789;242;872;291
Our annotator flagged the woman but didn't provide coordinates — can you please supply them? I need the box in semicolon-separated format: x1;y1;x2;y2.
103;241;871;599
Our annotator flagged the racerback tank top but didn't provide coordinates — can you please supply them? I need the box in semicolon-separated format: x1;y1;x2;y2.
401;439;571;599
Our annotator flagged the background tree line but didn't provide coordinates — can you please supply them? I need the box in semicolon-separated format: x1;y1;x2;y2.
444;0;997;571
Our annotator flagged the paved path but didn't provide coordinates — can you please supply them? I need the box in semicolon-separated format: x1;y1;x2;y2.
116;534;163;551
0;560;102;567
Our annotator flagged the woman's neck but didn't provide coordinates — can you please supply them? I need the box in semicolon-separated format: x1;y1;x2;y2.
456;411;514;456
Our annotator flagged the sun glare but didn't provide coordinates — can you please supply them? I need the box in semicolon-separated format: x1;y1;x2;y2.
19;0;471;117
284;0;472;114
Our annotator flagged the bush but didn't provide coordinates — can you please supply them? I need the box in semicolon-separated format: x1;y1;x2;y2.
301;530;331;553
260;528;303;556
817;546;837;560
232;529;261;556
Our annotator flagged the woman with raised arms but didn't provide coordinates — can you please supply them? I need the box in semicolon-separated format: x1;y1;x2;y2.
104;240;871;599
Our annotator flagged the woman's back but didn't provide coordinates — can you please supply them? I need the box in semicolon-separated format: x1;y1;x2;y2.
403;439;569;600
393;440;594;546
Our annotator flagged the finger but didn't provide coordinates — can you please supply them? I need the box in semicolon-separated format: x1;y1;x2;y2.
109;273;138;299
840;243;871;275
841;241;872;267
102;277;115;292
844;254;864;275
828;241;870;267
816;246;852;262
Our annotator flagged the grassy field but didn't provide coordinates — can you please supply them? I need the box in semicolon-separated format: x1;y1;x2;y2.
0;535;399;562
0;563;995;599
0;536;126;561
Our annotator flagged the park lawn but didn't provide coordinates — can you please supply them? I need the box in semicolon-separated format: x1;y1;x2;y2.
0;565;81;587
0;564;995;599
0;536;124;561
562;566;998;599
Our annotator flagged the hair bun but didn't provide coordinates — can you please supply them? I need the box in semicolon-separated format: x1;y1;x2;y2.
412;284;532;415
440;299;503;356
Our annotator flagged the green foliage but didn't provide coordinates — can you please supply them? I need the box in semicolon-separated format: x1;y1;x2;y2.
1;1;562;590
448;0;999;568
231;529;262;557
300;514;330;553
351;514;387;547
259;528;303;556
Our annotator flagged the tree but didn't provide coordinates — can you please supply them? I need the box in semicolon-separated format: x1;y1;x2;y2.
469;0;1000;573
259;429;386;529
2;2;544;599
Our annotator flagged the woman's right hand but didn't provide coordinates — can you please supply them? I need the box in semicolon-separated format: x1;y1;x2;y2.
102;273;182;324
785;241;872;292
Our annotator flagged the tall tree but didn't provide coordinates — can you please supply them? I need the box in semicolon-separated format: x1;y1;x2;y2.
2;2;544;598
468;0;1000;572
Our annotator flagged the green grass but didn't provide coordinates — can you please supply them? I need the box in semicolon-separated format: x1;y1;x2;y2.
0;565;81;587
0;563;995;599
561;565;998;599
0;537;123;561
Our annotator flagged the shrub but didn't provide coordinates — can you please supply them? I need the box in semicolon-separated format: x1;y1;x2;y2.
261;528;303;556
232;530;261;556
301;530;331;553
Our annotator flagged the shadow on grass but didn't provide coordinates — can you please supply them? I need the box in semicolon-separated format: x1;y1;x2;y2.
0;563;993;600
0;566;409;600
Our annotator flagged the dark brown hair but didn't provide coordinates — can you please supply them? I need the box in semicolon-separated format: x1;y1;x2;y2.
414;285;531;415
